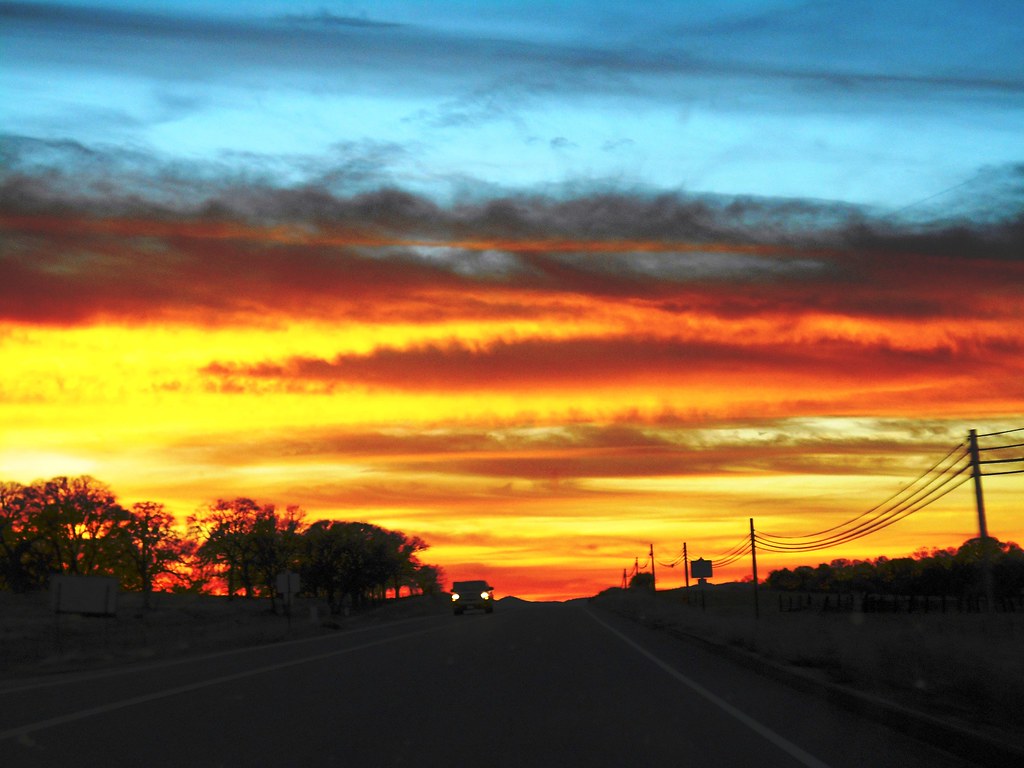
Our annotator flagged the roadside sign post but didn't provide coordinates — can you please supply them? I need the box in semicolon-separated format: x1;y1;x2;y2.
275;571;301;629
690;558;712;612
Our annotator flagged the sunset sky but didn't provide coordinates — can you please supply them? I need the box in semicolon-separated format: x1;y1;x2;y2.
2;1;1022;600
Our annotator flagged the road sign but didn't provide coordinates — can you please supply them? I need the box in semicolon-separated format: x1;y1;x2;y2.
690;558;712;578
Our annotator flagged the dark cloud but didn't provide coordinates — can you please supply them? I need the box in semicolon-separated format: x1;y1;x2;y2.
199;334;1024;395
2;138;1021;328
3;0;1019;110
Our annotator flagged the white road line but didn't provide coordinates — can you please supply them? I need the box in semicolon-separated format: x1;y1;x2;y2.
0;613;442;695
0;623;448;742
584;606;832;768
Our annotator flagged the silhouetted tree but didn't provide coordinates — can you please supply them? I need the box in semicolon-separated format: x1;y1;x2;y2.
251;504;306;612
189;498;271;598
0;481;46;592
377;530;427;599
766;538;1024;602
31;476;130;580
298;520;349;612
412;563;444;595
629;572;654;591
993;541;1024;599
1;476;444;608
122;501;189;608
298;520;434;611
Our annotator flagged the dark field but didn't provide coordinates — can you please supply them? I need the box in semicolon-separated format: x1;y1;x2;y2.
3;586;1022;754
594;585;1024;747
0;590;452;680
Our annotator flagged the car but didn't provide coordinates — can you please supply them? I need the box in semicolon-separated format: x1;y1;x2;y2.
451;580;495;615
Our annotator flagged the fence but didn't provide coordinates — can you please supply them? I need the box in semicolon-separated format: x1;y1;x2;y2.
777;592;1024;614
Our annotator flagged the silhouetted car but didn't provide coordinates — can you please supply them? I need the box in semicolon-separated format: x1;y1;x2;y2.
451;580;495;615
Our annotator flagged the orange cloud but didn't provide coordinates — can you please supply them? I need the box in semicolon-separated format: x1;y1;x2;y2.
2;184;1022;600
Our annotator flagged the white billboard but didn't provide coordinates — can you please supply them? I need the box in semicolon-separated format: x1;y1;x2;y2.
50;575;119;616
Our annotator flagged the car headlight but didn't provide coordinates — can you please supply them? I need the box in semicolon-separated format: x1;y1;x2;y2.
451;593;460;601
481;591;490;600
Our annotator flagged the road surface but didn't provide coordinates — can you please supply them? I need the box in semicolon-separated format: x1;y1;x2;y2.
0;600;979;767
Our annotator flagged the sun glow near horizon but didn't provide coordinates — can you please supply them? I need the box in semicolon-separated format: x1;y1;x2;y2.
2;230;1022;601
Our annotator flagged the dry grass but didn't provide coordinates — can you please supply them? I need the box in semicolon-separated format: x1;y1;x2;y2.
0;590;451;681
593;586;1024;739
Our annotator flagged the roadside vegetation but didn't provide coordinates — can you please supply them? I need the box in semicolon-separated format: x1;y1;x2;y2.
764;538;1024;609
0;589;454;679
0;475;444;611
594;576;1024;741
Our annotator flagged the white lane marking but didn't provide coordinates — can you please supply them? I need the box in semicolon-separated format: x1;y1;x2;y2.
0;623;449;742
584;606;832;768
1;613;442;695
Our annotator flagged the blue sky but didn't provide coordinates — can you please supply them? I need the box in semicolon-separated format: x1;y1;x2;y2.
3;0;1022;212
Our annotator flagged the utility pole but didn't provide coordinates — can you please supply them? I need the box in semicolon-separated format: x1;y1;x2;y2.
621;568;627;590
968;429;995;611
650;543;656;591
683;541;690;604
750;517;760;619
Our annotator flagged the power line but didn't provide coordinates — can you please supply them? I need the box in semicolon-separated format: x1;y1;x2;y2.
715;542;753;568
755;467;972;553
978;426;1024;438
764;442;968;541
623;425;1022;586
889;175;982;216
707;535;752;562
978;441;1024;452
976;428;1024;476
754;440;973;553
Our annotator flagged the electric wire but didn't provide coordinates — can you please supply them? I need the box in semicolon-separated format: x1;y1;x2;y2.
763;442;968;541
757;446;970;547
978;441;1024;452
714;542;753;568
754;468;972;553
975;428;1024;476
706;535;752;563
621;426;1021;582
704;536;752;568
755;467;970;552
657;553;686;568
977;426;1024;437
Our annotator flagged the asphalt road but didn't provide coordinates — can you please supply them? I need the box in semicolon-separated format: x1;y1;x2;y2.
0;600;980;767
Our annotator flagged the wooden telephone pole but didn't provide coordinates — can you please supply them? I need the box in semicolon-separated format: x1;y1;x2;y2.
683;542;690;602
650;543;656;590
750;518;760;619
968;429;995;611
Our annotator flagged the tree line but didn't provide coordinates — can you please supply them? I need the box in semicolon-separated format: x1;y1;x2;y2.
0;475;443;612
765;537;1024;598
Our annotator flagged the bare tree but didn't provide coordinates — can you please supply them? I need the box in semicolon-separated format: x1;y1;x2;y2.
189;498;305;603
31;476;129;579
0;481;45;592
189;498;267;598
251;504;306;613
123;501;188;608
